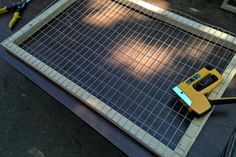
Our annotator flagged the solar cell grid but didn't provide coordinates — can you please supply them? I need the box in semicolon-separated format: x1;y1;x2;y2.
19;0;236;150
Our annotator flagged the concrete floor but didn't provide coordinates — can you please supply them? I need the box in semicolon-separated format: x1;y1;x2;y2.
0;0;236;157
0;59;126;157
148;0;236;33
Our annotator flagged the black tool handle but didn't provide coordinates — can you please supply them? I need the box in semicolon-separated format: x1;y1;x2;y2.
209;97;236;105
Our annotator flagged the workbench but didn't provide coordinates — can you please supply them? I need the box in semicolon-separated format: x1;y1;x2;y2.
0;1;236;157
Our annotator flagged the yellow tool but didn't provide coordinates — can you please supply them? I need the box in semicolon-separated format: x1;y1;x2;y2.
173;67;236;116
0;0;31;29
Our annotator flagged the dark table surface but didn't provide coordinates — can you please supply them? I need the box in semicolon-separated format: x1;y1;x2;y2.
0;1;236;157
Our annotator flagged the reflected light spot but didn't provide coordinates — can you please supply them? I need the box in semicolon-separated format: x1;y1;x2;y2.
82;0;148;27
189;7;200;13
109;39;170;80
185;40;211;59
146;0;171;10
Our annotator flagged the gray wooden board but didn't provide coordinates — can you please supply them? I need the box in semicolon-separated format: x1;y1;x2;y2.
1;0;236;156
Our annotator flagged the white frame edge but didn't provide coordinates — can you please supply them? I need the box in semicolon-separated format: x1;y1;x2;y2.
221;0;236;14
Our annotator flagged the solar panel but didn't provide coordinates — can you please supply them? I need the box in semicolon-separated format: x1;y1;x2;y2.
2;0;236;156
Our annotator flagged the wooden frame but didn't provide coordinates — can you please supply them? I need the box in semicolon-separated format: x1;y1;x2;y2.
221;0;236;14
1;0;236;156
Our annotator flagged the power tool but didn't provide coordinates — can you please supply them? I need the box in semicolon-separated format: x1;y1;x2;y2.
173;67;236;116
